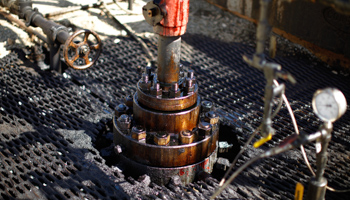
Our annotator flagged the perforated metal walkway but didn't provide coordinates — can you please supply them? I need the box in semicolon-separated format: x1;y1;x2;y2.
1;34;349;199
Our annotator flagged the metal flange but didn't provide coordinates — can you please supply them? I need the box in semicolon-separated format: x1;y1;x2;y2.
137;82;198;111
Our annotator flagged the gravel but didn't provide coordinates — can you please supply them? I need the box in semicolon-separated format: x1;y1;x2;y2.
0;0;323;67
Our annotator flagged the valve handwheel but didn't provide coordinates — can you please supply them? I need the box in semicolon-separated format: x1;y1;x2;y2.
63;29;102;70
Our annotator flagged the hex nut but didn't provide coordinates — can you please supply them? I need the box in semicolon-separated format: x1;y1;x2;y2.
124;95;133;108
154;132;170;146
185;78;195;94
117;114;131;131
140;81;152;93
180;130;195;144
169;90;181;98
198;121;212;137
150;83;162;97
204;111;220;125
131;126;146;141
169;83;181;98
139;73;152;92
201;100;213;113
115;103;129;117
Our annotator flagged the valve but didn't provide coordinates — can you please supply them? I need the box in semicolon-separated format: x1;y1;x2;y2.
142;1;165;26
63;29;102;70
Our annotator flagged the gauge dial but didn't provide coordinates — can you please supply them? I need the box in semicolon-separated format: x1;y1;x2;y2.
312;88;347;122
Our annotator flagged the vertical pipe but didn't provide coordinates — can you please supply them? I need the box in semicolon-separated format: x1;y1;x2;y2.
49;41;62;73
128;0;133;10
253;0;270;64
157;35;181;86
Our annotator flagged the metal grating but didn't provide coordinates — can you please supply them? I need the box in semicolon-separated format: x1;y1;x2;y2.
0;33;349;199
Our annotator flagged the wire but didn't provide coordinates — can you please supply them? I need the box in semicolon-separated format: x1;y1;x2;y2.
211;155;261;199
274;80;350;193
219;80;282;187
112;0;139;15
218;127;259;186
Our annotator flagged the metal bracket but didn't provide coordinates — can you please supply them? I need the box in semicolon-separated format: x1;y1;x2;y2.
50;26;71;42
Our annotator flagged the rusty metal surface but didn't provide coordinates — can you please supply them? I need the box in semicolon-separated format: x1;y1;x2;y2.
113;117;219;167
133;94;201;133
119;149;217;185
157;35;181;85
137;83;198;111
1;33;350;199
63;29;102;70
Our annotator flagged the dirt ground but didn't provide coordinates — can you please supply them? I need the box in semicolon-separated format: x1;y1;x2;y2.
0;0;320;67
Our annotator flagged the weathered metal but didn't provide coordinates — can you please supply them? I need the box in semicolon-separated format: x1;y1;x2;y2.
152;0;190;36
119;150;217;185
1;0;102;72
63;29;102;70
112;0;219;185
113;117;219;167
133;94;200;133
137;82;198;111
157;35;181;85
180;130;195;144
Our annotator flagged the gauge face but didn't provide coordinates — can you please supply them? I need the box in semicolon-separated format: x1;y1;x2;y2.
312;88;347;122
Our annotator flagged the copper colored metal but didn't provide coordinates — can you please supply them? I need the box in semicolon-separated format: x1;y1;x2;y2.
204;111;220;125
180;130;195;144
119;150;217;185
63;29;102;70
137;83;198;111
154;132;170;145
113;117;219;167
157;35;181;85
131;126;146;141
133;94;200;133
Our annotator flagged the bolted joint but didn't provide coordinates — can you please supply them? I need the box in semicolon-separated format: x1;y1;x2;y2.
169;83;181;98
198;122;212;138
139;73;152;93
117;114;131;131
201;100;213;113
154;132;170;146
180;130;195;144
131;126;146;141
204;111;220;125
185;78;195;94
150;83;162;98
115;103;129;117
187;70;196;83
124;95;133;108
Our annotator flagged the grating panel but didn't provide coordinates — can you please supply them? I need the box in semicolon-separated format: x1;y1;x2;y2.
0;33;350;199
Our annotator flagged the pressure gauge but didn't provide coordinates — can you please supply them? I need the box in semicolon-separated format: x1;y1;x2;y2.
312;88;347;122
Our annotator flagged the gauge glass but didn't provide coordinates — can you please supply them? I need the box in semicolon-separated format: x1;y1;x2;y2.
312;88;347;122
